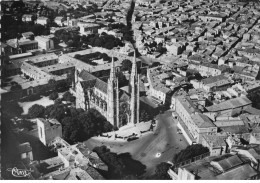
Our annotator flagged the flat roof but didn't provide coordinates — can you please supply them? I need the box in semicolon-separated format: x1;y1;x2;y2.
35;36;52;42
9;52;33;60
41;62;74;73
24;53;58;63
21;62;51;79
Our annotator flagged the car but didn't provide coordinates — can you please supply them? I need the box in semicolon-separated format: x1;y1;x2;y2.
177;129;182;134
155;153;161;158
127;136;139;142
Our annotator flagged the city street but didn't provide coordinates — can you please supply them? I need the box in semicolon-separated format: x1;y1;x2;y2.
85;110;189;177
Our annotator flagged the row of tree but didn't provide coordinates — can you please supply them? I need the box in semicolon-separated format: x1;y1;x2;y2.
49;91;75;102
54;31;124;50
48;79;71;93
81;33;124;50
54;29;81;47
2;15;50;41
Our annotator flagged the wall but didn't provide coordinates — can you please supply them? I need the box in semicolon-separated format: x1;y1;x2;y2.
177;167;195;180
175;98;198;141
177;121;193;145
75;81;86;109
21;151;33;161
37;119;47;145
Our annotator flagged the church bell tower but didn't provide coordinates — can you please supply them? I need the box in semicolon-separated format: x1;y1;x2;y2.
107;57;120;127
130;51;140;125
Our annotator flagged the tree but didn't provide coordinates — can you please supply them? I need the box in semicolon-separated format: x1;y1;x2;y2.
140;110;150;122
11;0;25;10
104;42;115;50
48;79;56;91
173;144;209;164
79;108;110;139
118;153;146;177
10;84;22;91
49;92;59;100
121;59;132;72
116;71;128;87
153;162;171;180
62;116;85;144
101;53;110;61
156;43;167;54
44;103;68;122
28;104;45;118
93;146;146;179
56;80;70;92
67;39;74;47
58;10;67;17
62;91;75;102
94;38;102;47
141;69;147;76
103;121;113;133
42;104;113;143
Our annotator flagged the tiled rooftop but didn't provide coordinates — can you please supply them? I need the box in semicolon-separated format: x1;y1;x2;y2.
206;96;252;112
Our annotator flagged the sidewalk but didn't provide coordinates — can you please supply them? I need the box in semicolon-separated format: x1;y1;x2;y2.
92;121;157;143
105;121;153;138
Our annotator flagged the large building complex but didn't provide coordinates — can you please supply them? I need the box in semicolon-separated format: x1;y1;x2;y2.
75;53;140;128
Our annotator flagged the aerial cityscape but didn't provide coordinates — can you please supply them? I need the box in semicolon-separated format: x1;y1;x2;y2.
1;0;260;180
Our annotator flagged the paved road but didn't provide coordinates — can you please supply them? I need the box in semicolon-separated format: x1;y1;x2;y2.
85;110;189;178
133;110;189;176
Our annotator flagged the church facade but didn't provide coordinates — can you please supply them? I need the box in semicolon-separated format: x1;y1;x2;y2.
75;53;140;128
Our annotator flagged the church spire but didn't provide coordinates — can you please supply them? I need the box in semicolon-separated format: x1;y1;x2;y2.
109;56;115;81
107;56;119;127
131;51;137;74
130;50;139;125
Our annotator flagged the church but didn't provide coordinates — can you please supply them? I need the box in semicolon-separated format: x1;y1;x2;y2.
75;52;140;128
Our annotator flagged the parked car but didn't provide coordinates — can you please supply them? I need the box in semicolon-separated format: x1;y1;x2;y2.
127;136;139;142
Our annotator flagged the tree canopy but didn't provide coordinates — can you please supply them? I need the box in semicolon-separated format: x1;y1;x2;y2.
10;84;22;91
54;29;81;47
62;91;75;102
116;71;128;87
28;104;45;118
43;102;113;144
121;59;132;72
139;110;151;122
93;146;146;179
81;33;124;49
1;14;50;41
173;144;209;164
152;162;172;180
45;103;68;122
49;92;59;100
